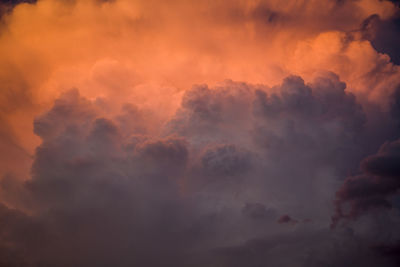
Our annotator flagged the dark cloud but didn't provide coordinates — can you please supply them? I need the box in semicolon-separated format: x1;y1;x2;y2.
0;0;35;3
374;241;400;266
332;139;400;228
278;214;298;224
250;4;281;25
390;85;400;126
252;72;367;183
201;145;252;177
207;230;396;267
167;81;256;141
0;0;36;7
2;72;400;266
0;0;36;17
360;12;400;65
0;90;196;266
242;202;276;220
361;145;400;177
254;73;365;131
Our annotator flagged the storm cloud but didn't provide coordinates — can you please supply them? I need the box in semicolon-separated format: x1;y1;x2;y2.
1;0;400;266
0;70;398;266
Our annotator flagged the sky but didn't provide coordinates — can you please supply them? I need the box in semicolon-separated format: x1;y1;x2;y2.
0;0;400;266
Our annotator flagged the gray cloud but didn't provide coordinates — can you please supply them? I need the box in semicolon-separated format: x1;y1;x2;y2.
333;138;400;228
1;72;400;266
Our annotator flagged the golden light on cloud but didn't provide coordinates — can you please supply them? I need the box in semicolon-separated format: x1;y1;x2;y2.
1;0;400;266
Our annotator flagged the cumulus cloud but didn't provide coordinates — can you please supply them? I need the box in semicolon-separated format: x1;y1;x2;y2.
0;0;399;173
0;71;398;266
1;0;400;266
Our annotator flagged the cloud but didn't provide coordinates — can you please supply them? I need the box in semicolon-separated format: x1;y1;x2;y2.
1;71;398;265
0;0;398;175
332;138;400;227
278;214;298;224
242;202;276;220
361;12;400;65
1;0;400;266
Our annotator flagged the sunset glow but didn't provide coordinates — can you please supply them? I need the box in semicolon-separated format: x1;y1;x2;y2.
1;0;400;266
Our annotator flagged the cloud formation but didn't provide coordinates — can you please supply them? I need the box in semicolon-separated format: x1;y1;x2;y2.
333;138;400;225
0;71;398;266
0;0;400;266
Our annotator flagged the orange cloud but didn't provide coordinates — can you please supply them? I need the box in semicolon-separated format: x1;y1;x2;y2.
0;0;399;180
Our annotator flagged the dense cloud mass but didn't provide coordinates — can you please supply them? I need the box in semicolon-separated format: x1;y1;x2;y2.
0;73;398;266
333;139;400;224
0;0;400;266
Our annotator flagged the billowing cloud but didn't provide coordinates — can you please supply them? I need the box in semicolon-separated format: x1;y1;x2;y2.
332;138;400;226
1;0;400;266
0;70;398;266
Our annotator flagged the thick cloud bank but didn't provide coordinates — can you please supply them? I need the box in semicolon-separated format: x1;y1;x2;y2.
0;73;398;266
1;0;400;266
